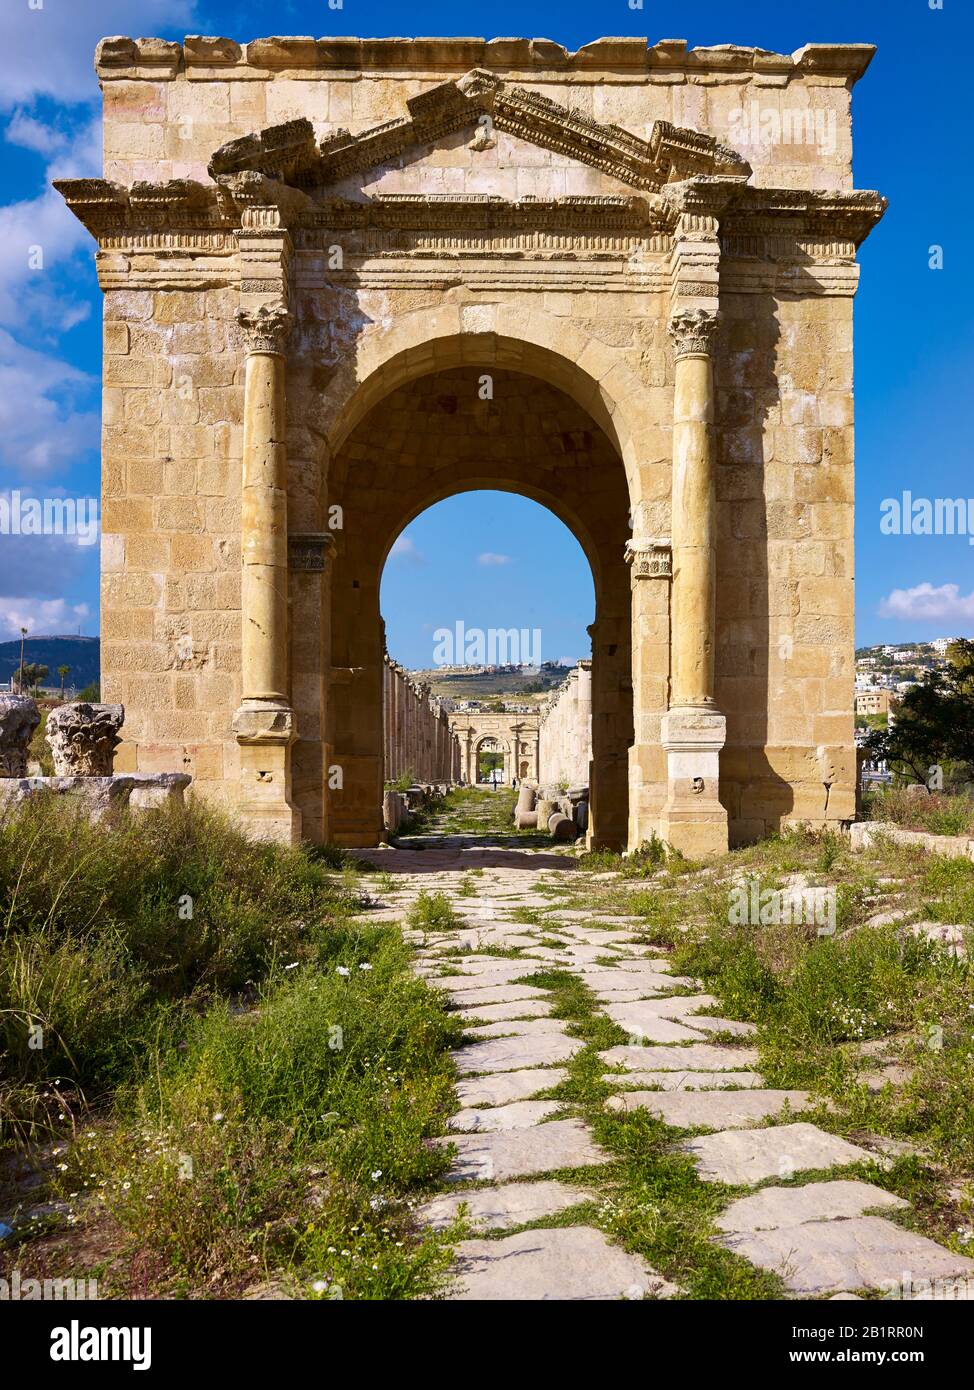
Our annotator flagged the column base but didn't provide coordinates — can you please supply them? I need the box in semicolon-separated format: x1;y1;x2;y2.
658;705;728;858
232;701;302;845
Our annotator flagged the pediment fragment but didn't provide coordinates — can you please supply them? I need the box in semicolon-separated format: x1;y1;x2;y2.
208;69;751;194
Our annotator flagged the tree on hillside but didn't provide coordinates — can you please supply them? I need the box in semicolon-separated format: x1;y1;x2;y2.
19;662;49;695
864;639;974;787
57;665;70;699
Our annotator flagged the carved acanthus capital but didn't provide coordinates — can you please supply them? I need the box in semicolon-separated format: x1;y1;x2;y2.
625;538;673;580
668;307;720;360
237;300;290;355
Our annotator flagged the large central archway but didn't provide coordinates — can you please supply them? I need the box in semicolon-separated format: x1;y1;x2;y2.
323;356;634;848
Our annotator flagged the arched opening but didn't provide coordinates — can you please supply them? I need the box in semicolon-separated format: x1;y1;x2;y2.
321;357;634;849
476;738;507;786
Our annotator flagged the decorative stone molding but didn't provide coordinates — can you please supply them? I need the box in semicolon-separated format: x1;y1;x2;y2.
45;702;124;777
288;533;336;572
232;702;295;745
208;74;751;194
668;308;720;359
0;694;40;777
95;36;878;84
625;538;673;579
237;300;290;354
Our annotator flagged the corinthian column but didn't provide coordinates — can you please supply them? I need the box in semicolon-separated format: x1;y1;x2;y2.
659;305;728;857
232;300;300;843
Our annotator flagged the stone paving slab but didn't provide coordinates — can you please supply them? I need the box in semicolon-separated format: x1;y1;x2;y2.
601;1008;716;1044
455;999;553;1024
674;1015;759;1038
452;1033;584;1075
434;969;542;992
684;1123;877;1185
455;1068;568;1108
443;984;549;1006
601;1044;761;1071
417;1180;595;1233
464;1018;573;1040
610;1070;767;1091
716;1180;909;1233
605;993;719;1018
449;1227;678;1300
579;970;692;992
436;1118;612;1182
448;1100;563;1132
607;1089;812;1129
720;1215;974;1296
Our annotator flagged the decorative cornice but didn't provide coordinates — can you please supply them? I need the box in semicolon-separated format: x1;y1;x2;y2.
626;538;673;579
208;71;752;195
237;300;290;354
95;36;877;85
668;308;720;360
725;187;887;247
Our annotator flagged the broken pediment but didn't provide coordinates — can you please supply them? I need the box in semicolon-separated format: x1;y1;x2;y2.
207;69;752;196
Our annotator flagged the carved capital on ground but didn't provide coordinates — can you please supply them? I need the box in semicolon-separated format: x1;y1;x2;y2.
668;307;720;360
0;694;40;778
45;702;124;777
236;300;290;355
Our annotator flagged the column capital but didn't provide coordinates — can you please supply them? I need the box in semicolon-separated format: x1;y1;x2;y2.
668;307;720;360
625;537;672;579
287;532;336;572
237;299;290;355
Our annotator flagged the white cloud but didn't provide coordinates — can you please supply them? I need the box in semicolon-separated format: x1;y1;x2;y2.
6;110;67;155
0;113;102;331
0;0;196;111
389;536;425;565
0;596;90;638
478;552;512;567
0;328;99;474
879;582;974;624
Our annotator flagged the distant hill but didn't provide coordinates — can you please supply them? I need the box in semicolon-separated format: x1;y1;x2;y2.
0;635;99;691
414;667;572;702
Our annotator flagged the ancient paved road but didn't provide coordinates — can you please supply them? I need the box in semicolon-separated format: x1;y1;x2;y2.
353;837;974;1301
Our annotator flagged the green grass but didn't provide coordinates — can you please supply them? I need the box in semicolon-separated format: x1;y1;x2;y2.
866;787;974;838
0;796;466;1299
407;891;463;932
53;930;462;1298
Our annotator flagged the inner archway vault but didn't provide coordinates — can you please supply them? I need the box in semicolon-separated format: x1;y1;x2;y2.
320;362;634;849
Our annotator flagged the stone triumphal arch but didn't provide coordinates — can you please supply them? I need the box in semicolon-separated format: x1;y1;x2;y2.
60;34;885;855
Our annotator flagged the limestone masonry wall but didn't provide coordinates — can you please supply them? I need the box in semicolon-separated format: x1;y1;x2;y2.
539;662;593;789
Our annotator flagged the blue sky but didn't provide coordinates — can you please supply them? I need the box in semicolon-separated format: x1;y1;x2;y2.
0;0;970;665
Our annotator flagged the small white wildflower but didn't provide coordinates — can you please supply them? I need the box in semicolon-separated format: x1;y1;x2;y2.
371;1169;382;1181
359;963;373;971
336;966;351;977
312;1280;327;1293
212;1113;224;1123
285;962;300;971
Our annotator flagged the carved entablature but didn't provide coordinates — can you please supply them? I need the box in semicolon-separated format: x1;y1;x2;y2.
626;538;673;579
208;70;752;196
723;188;888;253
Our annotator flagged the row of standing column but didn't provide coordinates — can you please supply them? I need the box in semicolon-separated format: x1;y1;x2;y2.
382;654;460;783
